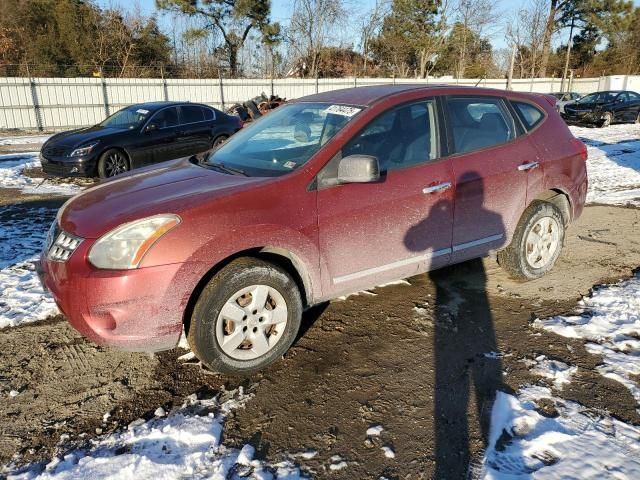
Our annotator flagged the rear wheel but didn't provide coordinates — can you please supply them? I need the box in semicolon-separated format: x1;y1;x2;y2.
97;149;129;178
497;201;565;281
187;258;302;375
635;111;640;124
600;112;612;127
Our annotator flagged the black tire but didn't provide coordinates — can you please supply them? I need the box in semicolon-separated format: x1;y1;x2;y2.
187;257;303;375
212;135;229;149
600;112;612;128
97;148;129;178
497;201;565;281
635;111;640;124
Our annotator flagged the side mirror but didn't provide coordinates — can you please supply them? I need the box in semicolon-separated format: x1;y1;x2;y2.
337;155;380;184
145;123;158;133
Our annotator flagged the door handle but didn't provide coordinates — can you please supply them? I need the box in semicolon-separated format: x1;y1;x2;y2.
518;161;539;171
422;182;452;194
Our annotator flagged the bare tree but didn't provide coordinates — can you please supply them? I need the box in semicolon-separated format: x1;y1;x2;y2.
505;0;548;78
287;0;347;78
358;0;389;76
451;0;497;78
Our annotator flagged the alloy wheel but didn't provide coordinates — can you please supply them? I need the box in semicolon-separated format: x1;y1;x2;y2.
525;216;561;269
105;152;128;177
215;284;288;361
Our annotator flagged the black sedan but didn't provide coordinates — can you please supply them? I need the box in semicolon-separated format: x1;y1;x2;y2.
40;101;242;178
562;90;640;127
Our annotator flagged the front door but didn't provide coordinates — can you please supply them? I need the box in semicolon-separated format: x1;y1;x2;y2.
444;96;531;262
147;107;181;164
317;98;455;297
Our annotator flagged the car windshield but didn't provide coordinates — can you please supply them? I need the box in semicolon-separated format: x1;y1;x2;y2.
205;102;361;177
99;106;151;129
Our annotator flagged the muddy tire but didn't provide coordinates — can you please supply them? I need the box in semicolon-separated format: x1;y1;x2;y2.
497;201;565;281
187;258;303;375
212;135;228;149
600;112;612;128
635;111;640;124
97;148;129;178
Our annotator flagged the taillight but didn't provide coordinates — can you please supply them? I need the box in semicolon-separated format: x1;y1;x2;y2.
571;138;587;161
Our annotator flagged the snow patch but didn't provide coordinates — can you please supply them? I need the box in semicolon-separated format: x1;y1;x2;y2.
534;272;640;410
381;446;395;459
0;135;51;146
0;257;59;328
0;152;83;195
366;425;384;436
526;355;577;390
570;123;640;206
5;388;309;480
480;386;640;479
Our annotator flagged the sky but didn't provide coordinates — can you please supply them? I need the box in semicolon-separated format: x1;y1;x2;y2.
99;0;640;51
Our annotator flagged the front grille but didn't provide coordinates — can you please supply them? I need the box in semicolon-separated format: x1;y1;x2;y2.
42;145;68;157
41;161;66;175
47;223;83;262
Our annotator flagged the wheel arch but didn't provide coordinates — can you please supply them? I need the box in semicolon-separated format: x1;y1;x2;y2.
532;188;572;225
182;246;313;336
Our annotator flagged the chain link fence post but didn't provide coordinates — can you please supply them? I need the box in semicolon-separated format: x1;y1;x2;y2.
27;66;44;131
218;72;225;110
101;69;110;118
161;65;169;101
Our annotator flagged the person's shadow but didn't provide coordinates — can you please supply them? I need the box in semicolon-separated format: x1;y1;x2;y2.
404;171;513;478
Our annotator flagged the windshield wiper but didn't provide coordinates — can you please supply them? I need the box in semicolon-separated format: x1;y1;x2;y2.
206;161;248;176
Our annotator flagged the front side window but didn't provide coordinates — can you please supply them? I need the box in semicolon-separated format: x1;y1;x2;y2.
341;100;439;172
447;97;514;154
150;107;179;128
512;101;544;130
206;102;359;177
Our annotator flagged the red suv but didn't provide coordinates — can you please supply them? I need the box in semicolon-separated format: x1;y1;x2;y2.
39;85;588;374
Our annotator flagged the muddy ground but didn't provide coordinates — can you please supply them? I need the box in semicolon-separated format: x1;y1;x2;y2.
1;185;640;478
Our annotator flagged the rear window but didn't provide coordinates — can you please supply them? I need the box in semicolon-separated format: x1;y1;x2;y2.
512;101;544;130
203;108;215;121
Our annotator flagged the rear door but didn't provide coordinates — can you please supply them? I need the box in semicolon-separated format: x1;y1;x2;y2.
444;96;536;262
178;105;214;157
317;98;455;296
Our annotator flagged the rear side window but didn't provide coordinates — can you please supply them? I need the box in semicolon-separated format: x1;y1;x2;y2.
446;97;514;154
341;99;439;171
203;108;215;121
182;105;205;124
511;101;545;131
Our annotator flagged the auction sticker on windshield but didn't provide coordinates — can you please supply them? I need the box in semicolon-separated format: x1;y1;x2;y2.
136;109;150;115
325;105;362;117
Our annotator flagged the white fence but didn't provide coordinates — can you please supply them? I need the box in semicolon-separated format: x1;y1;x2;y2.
1;75;638;131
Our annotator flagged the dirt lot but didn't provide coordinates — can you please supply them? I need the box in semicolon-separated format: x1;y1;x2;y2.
1;193;639;478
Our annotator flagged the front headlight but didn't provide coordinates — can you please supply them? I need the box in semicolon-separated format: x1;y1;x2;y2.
88;214;181;270
69;142;99;157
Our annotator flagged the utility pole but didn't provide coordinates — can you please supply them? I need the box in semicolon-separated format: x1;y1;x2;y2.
560;14;575;93
507;44;516;90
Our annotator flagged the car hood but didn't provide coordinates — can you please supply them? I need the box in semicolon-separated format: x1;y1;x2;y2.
46;125;124;148
60;158;268;238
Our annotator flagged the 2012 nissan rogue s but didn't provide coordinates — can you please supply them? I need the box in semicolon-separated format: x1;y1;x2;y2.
39;85;588;374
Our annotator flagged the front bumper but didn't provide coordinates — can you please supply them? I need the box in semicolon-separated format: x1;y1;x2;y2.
40;152;98;177
38;240;195;352
561;111;605;125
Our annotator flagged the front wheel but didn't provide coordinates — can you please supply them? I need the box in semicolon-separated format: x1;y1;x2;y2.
187;258;303;375
497;201;565;281
600;112;612;127
212;135;228;149
97;149;129;178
